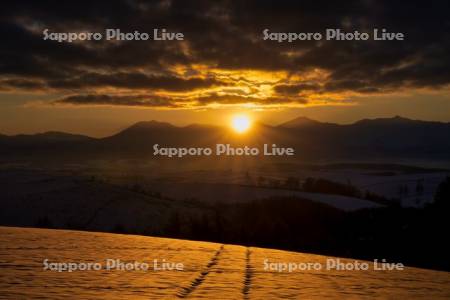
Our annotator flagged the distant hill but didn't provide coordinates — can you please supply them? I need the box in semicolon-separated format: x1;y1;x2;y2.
276;116;450;161
0;131;94;160
1;131;92;142
278;116;337;129
1;116;450;162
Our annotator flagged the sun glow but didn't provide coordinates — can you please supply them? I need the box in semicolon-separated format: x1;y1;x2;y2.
231;115;251;133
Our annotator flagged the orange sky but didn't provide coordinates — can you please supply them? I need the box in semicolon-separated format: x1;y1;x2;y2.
1;90;450;137
1;1;450;136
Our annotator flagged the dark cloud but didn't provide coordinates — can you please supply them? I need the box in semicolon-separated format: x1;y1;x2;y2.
1;0;450;107
274;83;322;95
54;92;307;108
48;72;224;91
54;94;179;108
0;79;45;91
195;93;307;106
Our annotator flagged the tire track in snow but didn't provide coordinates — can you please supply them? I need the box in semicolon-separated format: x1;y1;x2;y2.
243;247;253;299
176;244;225;298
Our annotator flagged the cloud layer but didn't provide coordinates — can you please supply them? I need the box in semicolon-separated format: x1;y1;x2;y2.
1;0;449;108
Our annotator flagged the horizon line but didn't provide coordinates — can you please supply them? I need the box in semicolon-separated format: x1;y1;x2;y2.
2;115;450;138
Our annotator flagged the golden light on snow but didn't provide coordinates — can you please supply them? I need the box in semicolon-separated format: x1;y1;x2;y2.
2;227;450;299
231;115;251;133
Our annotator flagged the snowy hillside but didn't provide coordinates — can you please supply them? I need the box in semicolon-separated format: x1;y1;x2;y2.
0;227;449;299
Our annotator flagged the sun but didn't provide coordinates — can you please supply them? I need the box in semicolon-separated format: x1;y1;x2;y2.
231;115;251;133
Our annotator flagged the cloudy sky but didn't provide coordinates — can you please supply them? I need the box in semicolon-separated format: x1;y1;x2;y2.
1;0;450;136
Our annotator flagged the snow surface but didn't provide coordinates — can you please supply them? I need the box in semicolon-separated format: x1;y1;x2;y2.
1;227;449;299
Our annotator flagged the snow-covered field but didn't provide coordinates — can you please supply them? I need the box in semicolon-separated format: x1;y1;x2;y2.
0;169;379;234
1;227;449;299
102;163;448;208
141;181;381;211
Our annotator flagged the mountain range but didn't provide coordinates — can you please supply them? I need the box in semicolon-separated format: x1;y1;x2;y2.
1;116;450;162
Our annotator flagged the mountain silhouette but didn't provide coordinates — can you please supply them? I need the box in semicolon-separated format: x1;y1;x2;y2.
278;116;336;128
1;116;450;162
